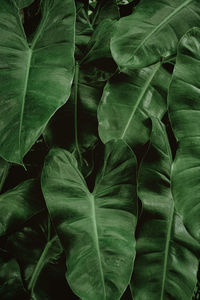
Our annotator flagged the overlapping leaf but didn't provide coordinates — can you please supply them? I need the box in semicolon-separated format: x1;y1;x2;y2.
0;250;28;300
169;27;200;243
0;179;44;237
98;64;170;148
0;0;75;164
130;118;200;300
41;140;137;300
111;0;200;70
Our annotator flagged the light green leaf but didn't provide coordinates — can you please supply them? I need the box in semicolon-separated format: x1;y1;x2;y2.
169;27;200;243
98;63;170;148
130;118;200;300
111;0;200;70
41;140;137;300
0;0;75;164
0;179;44;237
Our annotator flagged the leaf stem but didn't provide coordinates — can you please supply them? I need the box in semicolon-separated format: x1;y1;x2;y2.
74;62;83;167
28;236;57;294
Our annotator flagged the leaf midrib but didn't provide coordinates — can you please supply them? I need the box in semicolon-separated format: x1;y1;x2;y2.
160;203;174;299
121;62;160;139
133;0;193;55
19;6;49;161
89;193;106;298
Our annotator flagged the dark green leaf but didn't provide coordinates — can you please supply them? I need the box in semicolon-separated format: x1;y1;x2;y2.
0;158;9;193
111;0;200;70
91;0;119;28
0;179;44;237
98;64;170;148
6;215;74;300
130;118;200;300
41;140;138;300
0;249;28;300
169;27;200;243
0;0;75;164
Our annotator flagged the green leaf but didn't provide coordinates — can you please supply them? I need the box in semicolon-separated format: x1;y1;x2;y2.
98;63;170;148
111;0;200;70
41;140;137;300
91;0;119;28
15;0;35;9
0;0;75;164
0;250;28;300
0;158;9;193
130;118;200;300
0;179;44;237
168;27;200;243
80;19;117;68
6;215;73;300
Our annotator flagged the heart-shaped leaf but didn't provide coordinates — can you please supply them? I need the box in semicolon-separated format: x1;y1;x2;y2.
41;140;137;300
0;0;75;164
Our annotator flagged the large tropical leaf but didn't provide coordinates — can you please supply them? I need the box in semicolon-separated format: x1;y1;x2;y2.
41;140;137;300
130;118;200;300
168;27;200;243
0;179;44;237
0;0;75;164
111;0;200;70
98;63;170;148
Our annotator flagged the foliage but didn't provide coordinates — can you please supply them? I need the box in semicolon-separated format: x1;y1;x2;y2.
0;0;199;299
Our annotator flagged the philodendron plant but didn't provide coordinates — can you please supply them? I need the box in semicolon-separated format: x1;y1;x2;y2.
0;0;200;299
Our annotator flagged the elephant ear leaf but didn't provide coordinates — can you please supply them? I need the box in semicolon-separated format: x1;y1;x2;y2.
41;140;137;300
111;0;200;70
0;0;75;164
98;63;170;148
130;118;200;300
168;27;200;243
0;179;44;237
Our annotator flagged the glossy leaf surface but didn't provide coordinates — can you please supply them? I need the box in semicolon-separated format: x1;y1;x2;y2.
98;63;170;148
131;118;200;300
0;0;75;164
169;27;200;242
42;140;137;300
0;179;44;237
111;0;200;70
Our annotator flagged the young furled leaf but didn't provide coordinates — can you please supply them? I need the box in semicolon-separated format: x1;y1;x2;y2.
41;140;137;300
